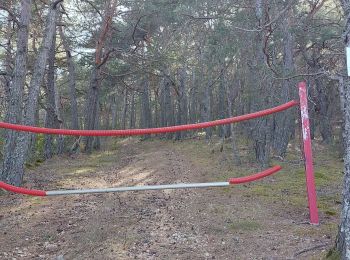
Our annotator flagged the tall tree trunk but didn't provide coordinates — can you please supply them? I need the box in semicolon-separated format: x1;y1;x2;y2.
175;67;187;140
84;67;100;152
111;94;118;129
2;1;14;120
226;80;241;165
248;0;271;167
84;0;116;152
1;0;32;184
44;26;58;159
59;24;79;130
93;104;101;150
129;91;136;128
199;51;212;140
189;69;198;124
1;1;60;185
218;66;226;137
140;78;152;139
160;74;174;139
55;93;64;155
315;77;332;143
336;1;350;258
122;88;128;129
273;11;295;157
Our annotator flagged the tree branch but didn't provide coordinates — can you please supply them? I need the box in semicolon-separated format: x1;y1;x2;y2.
0;5;19;25
97;48;115;69
52;0;64;9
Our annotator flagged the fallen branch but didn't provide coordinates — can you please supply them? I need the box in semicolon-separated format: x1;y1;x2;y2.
294;243;329;257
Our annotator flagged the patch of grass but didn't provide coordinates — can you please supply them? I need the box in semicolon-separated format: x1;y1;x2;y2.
29;196;47;205
324;210;337;216
72;167;96;175
248;185;270;197
229;220;261;232
326;248;341;260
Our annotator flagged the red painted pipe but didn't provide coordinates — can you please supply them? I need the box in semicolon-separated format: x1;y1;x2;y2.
0;181;46;196
228;165;282;184
0;101;298;137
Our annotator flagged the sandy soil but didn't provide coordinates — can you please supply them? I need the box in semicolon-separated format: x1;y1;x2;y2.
0;138;339;259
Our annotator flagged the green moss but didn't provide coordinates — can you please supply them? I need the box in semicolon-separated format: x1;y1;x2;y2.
324;210;337;216
326;248;341;260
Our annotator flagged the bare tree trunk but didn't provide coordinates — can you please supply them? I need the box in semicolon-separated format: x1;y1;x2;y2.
175;67;187;140
218;65;226;137
315;77;333;143
226;81;241;165
55;93;64;155
84;67;100;152
93;104;101;150
189;69;198;124
59;24;79;130
140;78;152;139
248;0;271;167
160;73;174;139
44;26;58;159
122;88;128;129
1;0;32;184
2;1;14;119
129;91;136;128
1;1;60;185
273;11;295;157
84;0;116;152
111;94;118;129
337;1;350;258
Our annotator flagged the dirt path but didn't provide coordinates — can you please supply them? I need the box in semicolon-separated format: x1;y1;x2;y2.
0;139;337;259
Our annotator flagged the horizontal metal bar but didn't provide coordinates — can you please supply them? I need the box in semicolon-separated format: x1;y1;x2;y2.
46;182;230;196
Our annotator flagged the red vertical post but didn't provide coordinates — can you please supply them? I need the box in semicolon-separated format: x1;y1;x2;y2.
298;81;319;225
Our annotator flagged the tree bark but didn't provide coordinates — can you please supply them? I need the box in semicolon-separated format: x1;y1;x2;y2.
273;10;295;157
247;0;272;167
175;67;187;140
140;78;152;139
122;88;128;129
44;26;59;159
315;77;332;143
129;91;136;128
226;82;241;165
84;67;100;152
189;69;198;124
218;66;226;137
1;0;32;184
2;1;14;119
337;1;350;258
59;24;79;130
84;0;116;152
160;73;174;139
111;94;118;129
1;1;60;185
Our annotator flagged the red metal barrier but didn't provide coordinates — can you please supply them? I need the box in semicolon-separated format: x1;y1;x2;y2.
0;166;282;196
0;101;298;136
0;91;318;225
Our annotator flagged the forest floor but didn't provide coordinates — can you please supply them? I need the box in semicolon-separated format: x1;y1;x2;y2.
0;137;344;259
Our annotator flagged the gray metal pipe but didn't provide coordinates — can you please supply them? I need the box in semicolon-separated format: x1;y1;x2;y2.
46;182;230;196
